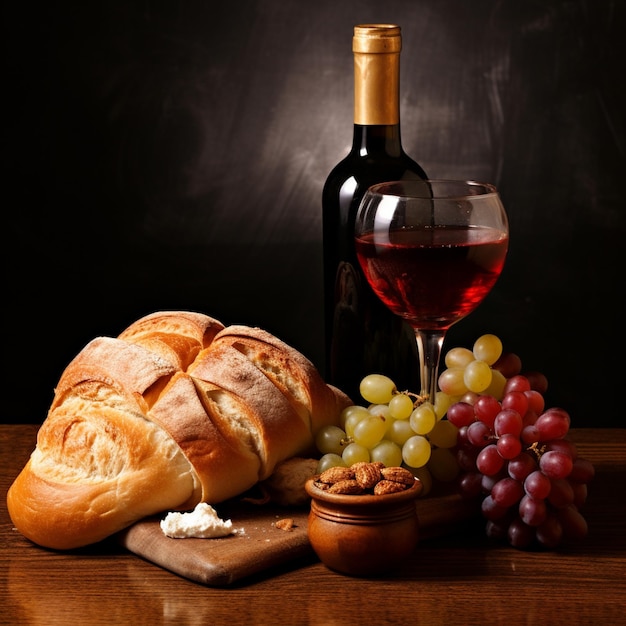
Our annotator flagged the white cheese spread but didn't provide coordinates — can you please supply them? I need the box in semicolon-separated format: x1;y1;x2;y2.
160;502;234;539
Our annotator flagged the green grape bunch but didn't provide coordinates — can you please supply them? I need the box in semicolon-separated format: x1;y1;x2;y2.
313;335;505;495
314;335;506;485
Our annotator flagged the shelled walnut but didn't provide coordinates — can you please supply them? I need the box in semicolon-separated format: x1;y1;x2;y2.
312;462;417;495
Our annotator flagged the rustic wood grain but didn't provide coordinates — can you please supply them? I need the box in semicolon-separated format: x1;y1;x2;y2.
2;426;625;626
118;491;479;586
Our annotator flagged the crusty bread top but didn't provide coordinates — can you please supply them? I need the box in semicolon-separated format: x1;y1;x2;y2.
188;342;314;479
117;310;224;371
8;378;197;550
7;311;352;550
210;326;351;436
50;336;179;414
148;370;261;506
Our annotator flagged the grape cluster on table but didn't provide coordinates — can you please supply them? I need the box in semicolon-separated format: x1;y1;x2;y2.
315;334;595;550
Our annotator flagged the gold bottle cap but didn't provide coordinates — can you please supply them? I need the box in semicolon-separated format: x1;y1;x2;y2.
352;24;401;124
353;24;402;53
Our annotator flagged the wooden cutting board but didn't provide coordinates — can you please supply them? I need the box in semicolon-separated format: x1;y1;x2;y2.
118;492;478;586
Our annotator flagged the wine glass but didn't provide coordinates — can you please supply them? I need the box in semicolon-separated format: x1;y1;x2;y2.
354;179;509;405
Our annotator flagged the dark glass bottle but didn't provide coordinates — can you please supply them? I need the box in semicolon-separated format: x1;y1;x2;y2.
322;24;427;402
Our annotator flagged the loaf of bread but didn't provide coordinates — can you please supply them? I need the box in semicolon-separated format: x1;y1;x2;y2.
7;311;351;549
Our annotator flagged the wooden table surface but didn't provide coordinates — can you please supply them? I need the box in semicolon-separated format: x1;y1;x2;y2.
2;425;625;626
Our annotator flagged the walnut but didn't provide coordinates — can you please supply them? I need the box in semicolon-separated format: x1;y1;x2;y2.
374;479;409;495
311;462;418;496
354;462;382;489
313;480;331;491
327;479;365;495
380;466;416;486
318;466;355;484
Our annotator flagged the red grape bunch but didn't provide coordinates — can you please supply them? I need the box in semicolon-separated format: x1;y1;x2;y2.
445;337;595;550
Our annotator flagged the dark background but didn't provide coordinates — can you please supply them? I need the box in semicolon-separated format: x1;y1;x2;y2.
4;1;624;426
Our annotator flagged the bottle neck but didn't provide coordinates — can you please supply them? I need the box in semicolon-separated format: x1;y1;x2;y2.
352;26;404;156
351;124;404;157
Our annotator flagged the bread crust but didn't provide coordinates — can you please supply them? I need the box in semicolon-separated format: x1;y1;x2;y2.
117;310;224;371
211;326;352;437
188;343;313;478
148;371;261;506
7;385;196;550
7;311;352;549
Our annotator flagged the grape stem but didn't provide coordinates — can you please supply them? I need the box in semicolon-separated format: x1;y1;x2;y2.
395;389;429;408
526;441;547;462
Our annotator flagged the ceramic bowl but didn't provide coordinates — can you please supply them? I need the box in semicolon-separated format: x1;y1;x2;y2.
305;477;422;577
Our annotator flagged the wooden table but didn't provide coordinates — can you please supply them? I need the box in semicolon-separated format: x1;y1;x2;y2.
2;425;625;626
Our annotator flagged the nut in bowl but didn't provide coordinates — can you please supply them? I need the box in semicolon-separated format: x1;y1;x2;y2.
305;463;422;577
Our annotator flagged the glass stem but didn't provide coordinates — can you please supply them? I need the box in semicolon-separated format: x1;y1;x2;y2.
414;329;446;404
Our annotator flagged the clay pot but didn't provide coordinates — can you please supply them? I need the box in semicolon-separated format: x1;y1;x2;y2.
305;478;422;576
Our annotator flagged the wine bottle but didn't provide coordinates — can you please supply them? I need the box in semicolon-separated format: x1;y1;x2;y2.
322;24;427;402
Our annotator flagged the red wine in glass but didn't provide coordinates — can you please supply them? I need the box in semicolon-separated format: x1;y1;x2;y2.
355;225;508;330
354;180;509;403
